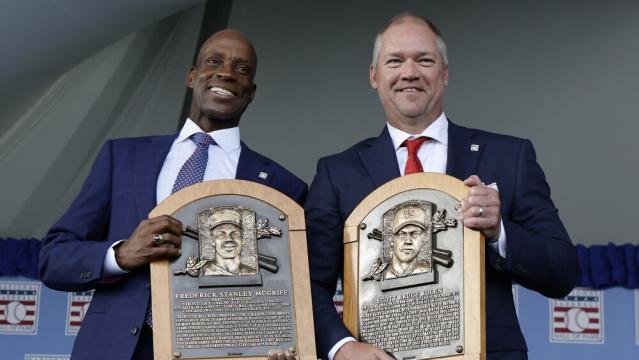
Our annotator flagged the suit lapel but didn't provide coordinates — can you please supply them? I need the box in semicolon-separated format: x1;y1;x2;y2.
134;135;175;219
358;127;401;188
446;120;483;180
236;142;272;186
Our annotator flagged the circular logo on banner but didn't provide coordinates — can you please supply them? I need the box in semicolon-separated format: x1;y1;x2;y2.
565;307;590;333
6;301;26;324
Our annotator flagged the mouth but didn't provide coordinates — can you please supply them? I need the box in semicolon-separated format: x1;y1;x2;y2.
396;86;424;93
208;86;236;97
221;240;238;251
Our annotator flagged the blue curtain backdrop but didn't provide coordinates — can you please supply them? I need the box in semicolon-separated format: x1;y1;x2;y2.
0;238;40;279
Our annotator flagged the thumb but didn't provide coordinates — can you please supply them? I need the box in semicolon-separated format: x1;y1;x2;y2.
463;174;482;187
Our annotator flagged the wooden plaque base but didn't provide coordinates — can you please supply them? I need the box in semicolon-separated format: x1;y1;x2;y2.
149;180;316;360
342;173;485;360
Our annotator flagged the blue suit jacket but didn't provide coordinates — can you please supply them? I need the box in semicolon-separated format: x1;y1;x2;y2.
304;121;579;359
39;135;307;360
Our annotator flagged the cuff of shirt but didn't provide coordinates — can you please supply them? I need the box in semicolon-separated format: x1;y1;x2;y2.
103;239;129;278
487;219;507;258
328;337;357;360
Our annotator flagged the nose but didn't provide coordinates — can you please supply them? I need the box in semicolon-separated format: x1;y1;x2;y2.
214;63;236;81
400;60;420;81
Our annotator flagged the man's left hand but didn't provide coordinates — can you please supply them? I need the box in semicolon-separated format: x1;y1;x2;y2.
460;175;501;241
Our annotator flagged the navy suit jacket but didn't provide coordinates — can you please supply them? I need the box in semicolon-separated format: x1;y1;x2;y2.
39;135;307;360
305;121;579;359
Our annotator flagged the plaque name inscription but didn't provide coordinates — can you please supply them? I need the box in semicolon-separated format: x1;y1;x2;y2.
173;288;293;349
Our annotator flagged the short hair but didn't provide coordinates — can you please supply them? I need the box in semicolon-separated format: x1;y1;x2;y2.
372;12;448;67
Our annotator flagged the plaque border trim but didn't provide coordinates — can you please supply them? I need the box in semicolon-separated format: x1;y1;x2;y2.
149;179;316;360
342;173;486;360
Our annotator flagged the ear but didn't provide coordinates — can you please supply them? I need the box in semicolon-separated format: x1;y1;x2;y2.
249;83;257;103
443;65;449;87
186;66;196;89
370;64;378;89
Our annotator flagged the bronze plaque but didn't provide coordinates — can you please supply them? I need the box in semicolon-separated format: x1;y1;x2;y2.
150;180;316;360
343;174;485;360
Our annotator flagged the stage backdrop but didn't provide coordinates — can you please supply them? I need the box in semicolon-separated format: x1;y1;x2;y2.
2;275;638;359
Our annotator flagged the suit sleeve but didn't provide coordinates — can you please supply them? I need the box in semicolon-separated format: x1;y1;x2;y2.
39;141;116;291
488;139;579;298
304;157;353;359
291;178;308;206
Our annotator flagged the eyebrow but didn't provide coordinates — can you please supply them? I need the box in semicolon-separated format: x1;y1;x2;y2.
385;51;437;59
203;51;254;64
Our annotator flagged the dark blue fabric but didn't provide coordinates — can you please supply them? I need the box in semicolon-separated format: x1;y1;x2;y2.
0;237;41;279
575;243;639;289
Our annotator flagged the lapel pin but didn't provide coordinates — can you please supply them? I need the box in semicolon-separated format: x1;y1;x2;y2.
258;171;269;180
470;144;480;152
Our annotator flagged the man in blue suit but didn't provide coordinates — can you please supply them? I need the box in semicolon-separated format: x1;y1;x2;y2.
39;29;306;360
305;13;579;360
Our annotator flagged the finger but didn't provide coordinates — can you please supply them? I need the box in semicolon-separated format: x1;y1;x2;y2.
148;215;183;230
463;211;500;228
463;205;496;219
465;195;500;208
152;233;182;248
285;349;295;360
468;185;489;197
463;174;482;187
149;217;184;237
468;185;500;198
277;350;286;360
459;197;469;212
375;348;396;360
151;246;181;260
267;349;277;360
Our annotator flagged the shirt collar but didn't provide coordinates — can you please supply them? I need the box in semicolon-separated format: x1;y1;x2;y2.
177;118;241;154
386;112;449;150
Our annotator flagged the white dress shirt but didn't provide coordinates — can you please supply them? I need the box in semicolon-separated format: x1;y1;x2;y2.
328;113;507;360
387;112;449;175
103;118;242;276
156;118;241;203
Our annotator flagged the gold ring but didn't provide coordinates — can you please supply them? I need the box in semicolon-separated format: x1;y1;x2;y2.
152;234;164;245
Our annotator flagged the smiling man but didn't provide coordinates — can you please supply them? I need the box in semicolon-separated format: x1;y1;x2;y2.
305;13;578;360
39;29;306;360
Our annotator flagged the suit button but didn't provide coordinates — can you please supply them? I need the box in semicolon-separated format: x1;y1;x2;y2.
495;259;505;270
146;282;150;288
131;326;139;335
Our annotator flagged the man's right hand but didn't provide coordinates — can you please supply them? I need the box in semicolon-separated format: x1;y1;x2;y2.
334;342;395;360
115;215;183;271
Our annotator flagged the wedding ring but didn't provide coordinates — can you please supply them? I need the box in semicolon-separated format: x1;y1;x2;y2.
152;234;164;245
478;207;484;217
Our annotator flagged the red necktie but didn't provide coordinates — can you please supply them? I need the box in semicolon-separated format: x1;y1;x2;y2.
403;137;430;175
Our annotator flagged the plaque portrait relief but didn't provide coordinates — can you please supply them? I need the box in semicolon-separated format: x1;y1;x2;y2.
174;205;283;287
201;207;257;276
344;175;484;360
363;200;455;291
